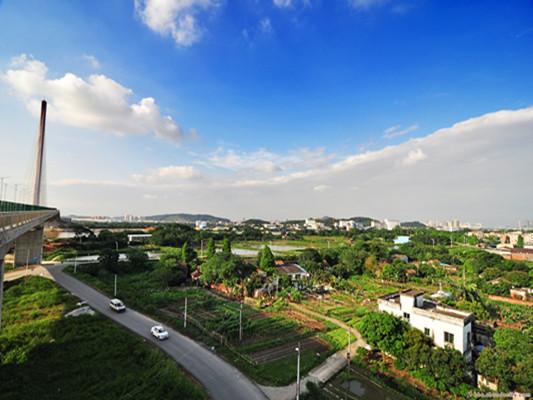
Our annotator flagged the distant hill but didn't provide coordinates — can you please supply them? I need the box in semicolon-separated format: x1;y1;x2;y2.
145;213;231;224
401;221;427;228
242;218;269;225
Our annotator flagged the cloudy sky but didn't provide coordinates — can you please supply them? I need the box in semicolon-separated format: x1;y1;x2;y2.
1;0;532;228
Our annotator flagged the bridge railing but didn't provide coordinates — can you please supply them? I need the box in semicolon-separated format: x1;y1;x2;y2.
0;210;59;233
0;201;56;213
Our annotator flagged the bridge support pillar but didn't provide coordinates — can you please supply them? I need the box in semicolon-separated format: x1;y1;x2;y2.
14;227;44;268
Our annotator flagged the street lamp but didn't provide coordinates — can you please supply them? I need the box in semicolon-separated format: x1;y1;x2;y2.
347;330;351;371
25;249;30;275
295;343;301;400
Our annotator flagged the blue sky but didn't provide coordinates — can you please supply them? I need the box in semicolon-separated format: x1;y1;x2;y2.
1;0;532;227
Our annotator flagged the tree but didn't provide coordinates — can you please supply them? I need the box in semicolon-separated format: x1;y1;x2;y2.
476;348;514;391
493;327;533;364
427;347;468;391
357;312;408;358
517;235;524;248
340;246;364;276
222;238;232;255
482;267;501;281
505;270;530;287
259;245;275;274
181;242;197;264
127;248;149;272
476;328;533;392
468;234;479;246
206;238;215;259
154;250;188;286
200;253;254;286
403;329;432;371
98;249;119;274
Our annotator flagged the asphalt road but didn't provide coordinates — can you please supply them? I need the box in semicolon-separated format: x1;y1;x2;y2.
45;263;268;400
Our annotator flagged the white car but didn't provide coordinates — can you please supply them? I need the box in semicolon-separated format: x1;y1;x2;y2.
151;325;169;340
109;298;126;312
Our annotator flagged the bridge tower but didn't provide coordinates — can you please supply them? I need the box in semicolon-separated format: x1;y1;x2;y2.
33;100;46;206
13;100;49;268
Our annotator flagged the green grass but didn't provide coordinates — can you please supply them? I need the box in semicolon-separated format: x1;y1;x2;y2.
0;276;208;400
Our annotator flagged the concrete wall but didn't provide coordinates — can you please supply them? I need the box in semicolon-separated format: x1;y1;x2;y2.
14;226;44;267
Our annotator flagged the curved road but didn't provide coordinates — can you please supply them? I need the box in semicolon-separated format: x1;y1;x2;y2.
43;263;268;400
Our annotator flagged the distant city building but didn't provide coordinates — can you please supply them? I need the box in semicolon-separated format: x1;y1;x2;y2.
384;219;400;230
335;220;356;230
426;219;482;231
371;220;385;230
124;214;145;222
304;218;325;230
196;220;207;230
378;290;474;361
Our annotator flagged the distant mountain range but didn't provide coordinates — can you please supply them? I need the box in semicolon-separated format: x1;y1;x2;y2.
145;213;231;224
66;213;425;228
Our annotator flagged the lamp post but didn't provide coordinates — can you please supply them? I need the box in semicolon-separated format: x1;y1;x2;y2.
347;329;351;371
25;249;30;275
184;297;187;328
295;343;301;400
239;303;243;342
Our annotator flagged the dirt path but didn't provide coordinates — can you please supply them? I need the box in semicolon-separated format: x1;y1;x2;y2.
289;302;369;358
488;294;532;306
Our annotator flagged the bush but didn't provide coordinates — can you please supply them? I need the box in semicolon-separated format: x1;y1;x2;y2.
393;357;406;371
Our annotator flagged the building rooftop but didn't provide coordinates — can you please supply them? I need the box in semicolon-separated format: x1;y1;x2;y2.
400;289;424;297
379;292;474;322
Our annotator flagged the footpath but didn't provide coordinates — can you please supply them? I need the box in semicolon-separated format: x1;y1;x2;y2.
258;303;369;400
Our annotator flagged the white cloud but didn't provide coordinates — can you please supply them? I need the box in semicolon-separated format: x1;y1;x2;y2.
2;54;187;142
273;0;310;7
313;185;329;192
383;123;419;139
260;18;273;34
203;146;337;177
274;0;292;7
401;148;427;165
134;0;218;46
348;0;389;10
133;165;202;182
83;54;100;69
143;194;158;199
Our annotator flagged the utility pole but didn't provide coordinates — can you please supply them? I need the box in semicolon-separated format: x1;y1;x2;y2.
114;274;117;296
239;303;243;342
74;254;78;273
184;297;187;328
296;343;301;400
25;249;30;275
347;330;351;371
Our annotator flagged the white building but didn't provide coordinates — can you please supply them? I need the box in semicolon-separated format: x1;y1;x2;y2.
384;219;400;230
196;220;207;230
378;290;474;361
304;218;325;230
336;220;356;230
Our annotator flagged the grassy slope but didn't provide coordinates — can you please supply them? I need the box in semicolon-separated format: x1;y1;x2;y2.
0;276;208;400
